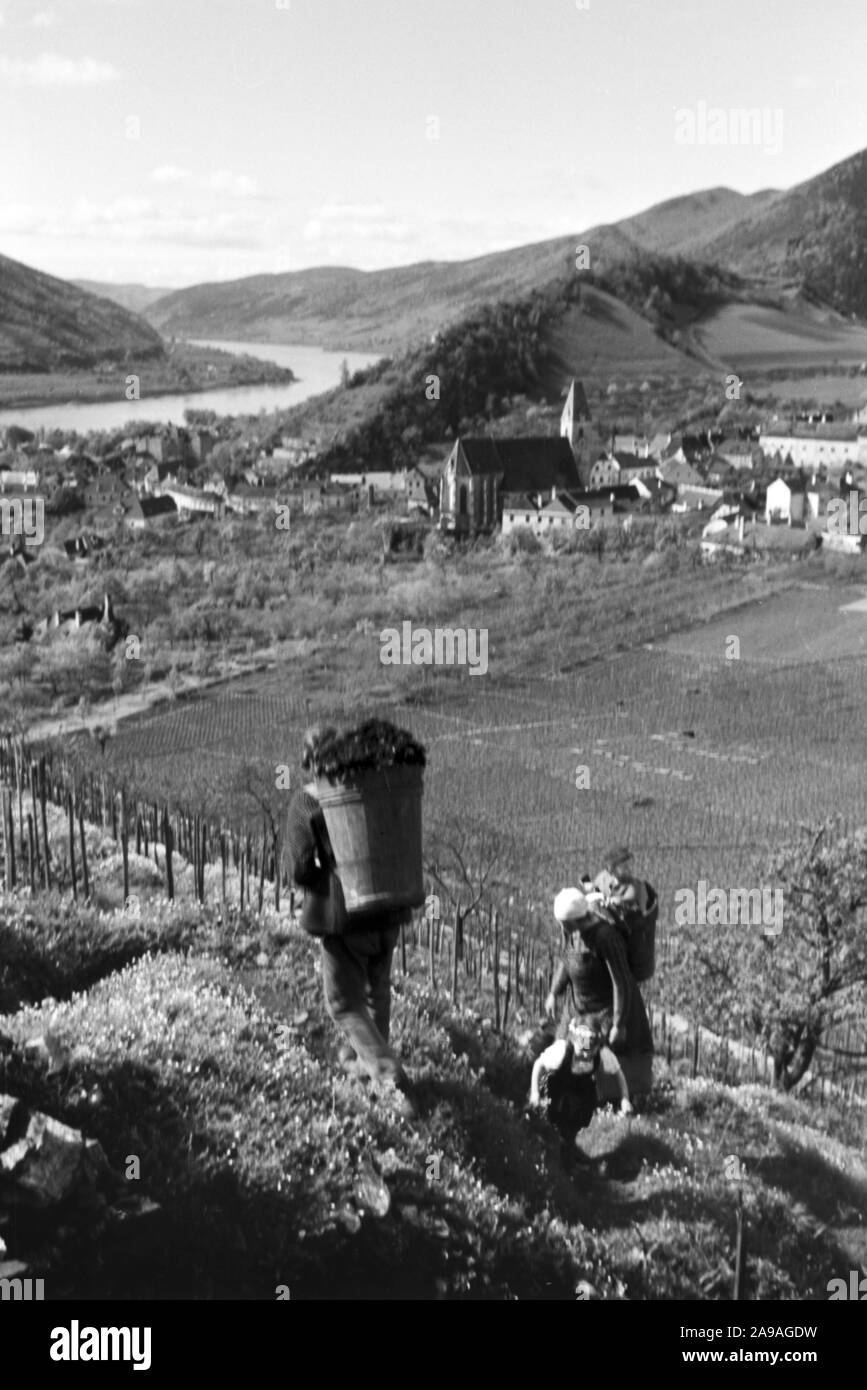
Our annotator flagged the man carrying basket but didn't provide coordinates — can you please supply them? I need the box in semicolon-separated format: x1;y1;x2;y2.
287;725;421;1120
544;882;654;1103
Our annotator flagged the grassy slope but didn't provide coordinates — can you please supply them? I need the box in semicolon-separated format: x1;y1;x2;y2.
3;546;867;1299
0;253;165;372
1;894;864;1300
690;300;867;373
693;149;867;318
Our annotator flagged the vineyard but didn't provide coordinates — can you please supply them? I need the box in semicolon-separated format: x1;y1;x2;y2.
86;586;867;929
5;576;867;1098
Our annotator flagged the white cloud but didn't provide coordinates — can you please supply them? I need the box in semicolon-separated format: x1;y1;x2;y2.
31;9;57;27
0;52;121;85
315;203;391;221
150;164;191;184
0;203;41;234
303;202;410;243
205;169;260;198
6;196;270;252
147;167;259;197
0;195;574;282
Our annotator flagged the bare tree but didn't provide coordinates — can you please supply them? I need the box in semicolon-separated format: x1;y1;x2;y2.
424;818;512;959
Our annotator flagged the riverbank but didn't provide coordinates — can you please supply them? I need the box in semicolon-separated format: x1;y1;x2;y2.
0;340;296;413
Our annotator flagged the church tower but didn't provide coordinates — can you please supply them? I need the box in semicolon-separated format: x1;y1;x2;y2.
560;378;591;454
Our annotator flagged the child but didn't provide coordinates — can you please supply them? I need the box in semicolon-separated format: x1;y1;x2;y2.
529;1014;633;1159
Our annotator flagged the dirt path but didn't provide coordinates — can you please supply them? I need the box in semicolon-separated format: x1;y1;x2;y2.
25;656;279;744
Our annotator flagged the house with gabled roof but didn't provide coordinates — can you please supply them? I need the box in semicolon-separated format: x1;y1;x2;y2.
655;457;703;489
766;474;807;525
440;436;581;535
588;450;658;490
612;433;651;458
126;494;179;530
501;483;653;536
716;438;756;470
160;483;223;517
671;484;725;513
760;421;866;471
631;475;676;509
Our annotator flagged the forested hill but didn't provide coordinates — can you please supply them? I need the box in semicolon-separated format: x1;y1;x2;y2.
0;252;165;372
297;258;746;473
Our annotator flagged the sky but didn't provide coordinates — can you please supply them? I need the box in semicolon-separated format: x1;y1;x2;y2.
1;0;866;289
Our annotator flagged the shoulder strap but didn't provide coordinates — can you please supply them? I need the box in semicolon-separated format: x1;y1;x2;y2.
309;802;337;872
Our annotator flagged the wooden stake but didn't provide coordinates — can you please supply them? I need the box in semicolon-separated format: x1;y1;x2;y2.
162;806;174;901
429;910;436;992
502;921;512;1033
1;790;9;893
733;1187;747;1300
78;799;90;901
27;812;35;894
257;821;266;913
120;791;129;906
39;764;50;891
451;909;460;1004
493;909;500;1032
67;792;77;902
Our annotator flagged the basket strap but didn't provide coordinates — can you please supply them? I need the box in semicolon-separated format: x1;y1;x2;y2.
310;805;337;873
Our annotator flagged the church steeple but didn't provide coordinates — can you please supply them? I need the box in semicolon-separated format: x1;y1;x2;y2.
561;378;590;453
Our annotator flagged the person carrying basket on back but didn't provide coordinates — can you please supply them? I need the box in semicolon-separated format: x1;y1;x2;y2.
286;726;420;1120
544;883;654;1103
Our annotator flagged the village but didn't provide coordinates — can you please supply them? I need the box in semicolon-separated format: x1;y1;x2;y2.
3;375;867;642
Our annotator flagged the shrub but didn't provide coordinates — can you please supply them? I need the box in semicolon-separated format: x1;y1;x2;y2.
506;526;541;555
0;897;201;1011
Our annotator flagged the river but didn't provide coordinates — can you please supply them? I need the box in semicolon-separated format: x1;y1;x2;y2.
0;340;381;433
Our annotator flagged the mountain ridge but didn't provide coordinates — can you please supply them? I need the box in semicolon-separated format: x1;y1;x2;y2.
0;253;165;372
136;149;867;356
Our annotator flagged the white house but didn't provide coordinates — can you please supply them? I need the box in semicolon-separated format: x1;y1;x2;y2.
588;451;657;490
765;476;806;525
160;483;222;516
760;424;867;470
0;469;39;492
329;469;405;495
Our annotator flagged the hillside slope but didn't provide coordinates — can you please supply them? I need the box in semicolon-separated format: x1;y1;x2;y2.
584;186;780;258
692;148;867;318
1;894;864;1301
143;148;867;357
0;252;165;371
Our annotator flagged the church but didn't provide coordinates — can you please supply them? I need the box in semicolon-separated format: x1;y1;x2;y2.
438;379;593;535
